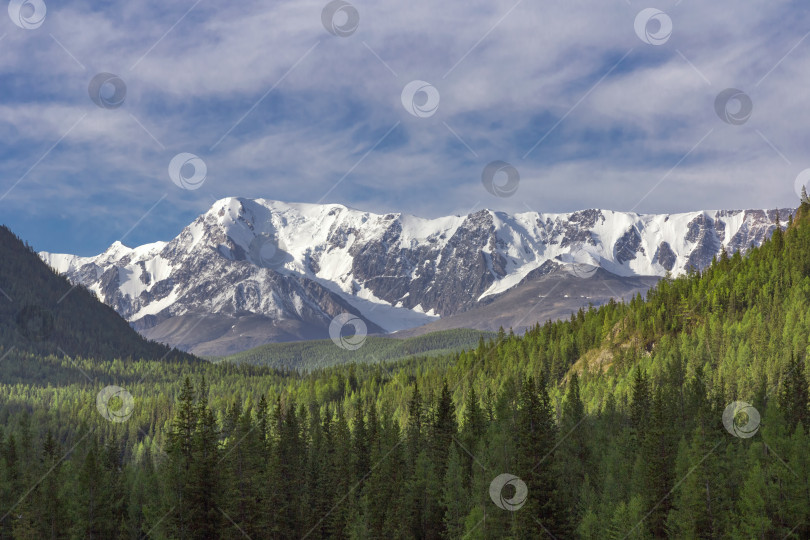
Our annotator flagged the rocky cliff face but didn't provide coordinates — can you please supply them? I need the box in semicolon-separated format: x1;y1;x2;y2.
40;198;793;354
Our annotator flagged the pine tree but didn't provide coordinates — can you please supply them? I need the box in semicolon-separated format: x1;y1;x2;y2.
460;386;486;486
784;423;810;538
405;449;442;538
609;495;648;540
462;505;486;539
72;437;118;539
190;375;222;539
221;405;265;538
328;405;353;537
630;369;651;435
36;429;67;539
362;410;405;537
165;377;196;538
423;381;458;537
256;394;270;458
128;446;161;540
557;373;588;528
406;383;424;468
0;433;21;537
352;401;369;485
635;388;678;537
100;436;126;534
431;379;457;480
735;461;772;538
269;398;304;538
514;375;563;538
461;386;485;446
665;436;703;539
778;354;810;432
442;446;469;539
299;403;324;536
773;214;785;251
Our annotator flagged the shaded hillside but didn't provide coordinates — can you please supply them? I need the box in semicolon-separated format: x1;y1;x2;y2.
0;226;196;362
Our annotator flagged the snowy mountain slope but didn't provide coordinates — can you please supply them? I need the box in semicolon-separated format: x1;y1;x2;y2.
40;198;793;355
393;263;662;338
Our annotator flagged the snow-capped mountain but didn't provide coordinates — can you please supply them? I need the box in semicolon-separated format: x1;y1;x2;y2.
40;198;792;355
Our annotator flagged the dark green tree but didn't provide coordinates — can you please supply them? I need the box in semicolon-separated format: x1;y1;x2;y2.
778;354;809;432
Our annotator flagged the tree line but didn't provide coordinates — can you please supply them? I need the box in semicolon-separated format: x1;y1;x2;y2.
0;204;809;537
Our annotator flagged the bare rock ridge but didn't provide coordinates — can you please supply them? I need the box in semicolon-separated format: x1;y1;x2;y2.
39;198;793;355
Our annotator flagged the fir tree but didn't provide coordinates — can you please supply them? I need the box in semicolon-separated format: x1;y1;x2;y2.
165;377;196;538
442;446;469;539
778;354;810;432
190;375;222;539
557;373;588;529
735;461;772;538
514;375;563;538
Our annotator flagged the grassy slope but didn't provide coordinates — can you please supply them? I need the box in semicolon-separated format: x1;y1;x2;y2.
217;327;495;371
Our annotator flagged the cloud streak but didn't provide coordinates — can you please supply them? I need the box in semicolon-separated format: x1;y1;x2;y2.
1;0;808;255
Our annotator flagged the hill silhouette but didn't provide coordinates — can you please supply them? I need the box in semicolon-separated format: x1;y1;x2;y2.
0;225;196;362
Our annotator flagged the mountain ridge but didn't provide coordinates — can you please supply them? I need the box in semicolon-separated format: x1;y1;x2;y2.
39;198;793;355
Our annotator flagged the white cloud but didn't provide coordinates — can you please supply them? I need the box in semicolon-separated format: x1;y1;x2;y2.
1;0;808;254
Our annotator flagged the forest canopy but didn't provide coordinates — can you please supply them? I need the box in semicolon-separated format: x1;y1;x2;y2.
0;205;809;538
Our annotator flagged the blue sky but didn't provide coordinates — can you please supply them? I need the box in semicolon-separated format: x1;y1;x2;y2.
1;0;809;255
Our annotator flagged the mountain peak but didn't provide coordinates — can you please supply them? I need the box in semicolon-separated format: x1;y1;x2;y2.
38;202;795;355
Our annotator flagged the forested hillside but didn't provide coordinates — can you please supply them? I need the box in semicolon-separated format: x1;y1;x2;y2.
1;205;809;538
219;328;495;371
0;226;195;363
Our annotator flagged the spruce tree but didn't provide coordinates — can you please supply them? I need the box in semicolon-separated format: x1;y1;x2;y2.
221;406;265;538
328;405;353;537
735;461;772;538
72;437;117;539
635;388;678;537
514;375;563;538
557;373;588;529
431;379;457;480
442;446;469;539
352;401;369;485
406;383;424;468
36;430;67;539
460;386;486;485
778;354;810;432
165;377;197;538
630;369;651;435
190;376;222;539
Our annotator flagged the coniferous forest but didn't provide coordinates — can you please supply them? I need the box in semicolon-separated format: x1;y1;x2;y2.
1;205;810;538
